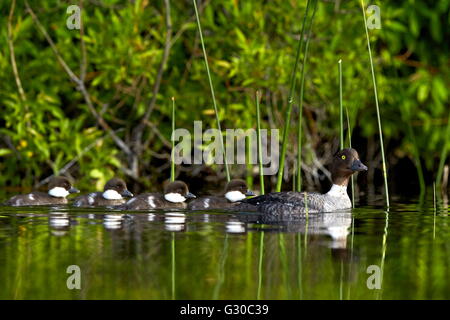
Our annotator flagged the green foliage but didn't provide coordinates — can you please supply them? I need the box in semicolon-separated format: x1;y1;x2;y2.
0;0;448;190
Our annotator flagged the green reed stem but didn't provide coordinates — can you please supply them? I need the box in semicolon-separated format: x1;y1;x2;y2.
345;105;355;207
257;231;264;299
338;59;344;150
213;234;228;299
406;115;426;195
433;182;436;239
278;233;291;297
297;233;303;299
296;0;318;192
171;232;176;300
256;91;265;195
376;209;389;300
171;97;176;182
436;112;450;188
192;0;230;182
276;0;312;192
304;192;309;219
361;0;389;207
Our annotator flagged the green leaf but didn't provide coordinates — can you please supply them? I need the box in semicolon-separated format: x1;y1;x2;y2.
0;149;12;157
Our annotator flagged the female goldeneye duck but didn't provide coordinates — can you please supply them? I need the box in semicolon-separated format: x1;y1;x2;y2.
188;179;255;210
240;148;368;219
72;178;133;207
119;180;196;210
4;176;79;206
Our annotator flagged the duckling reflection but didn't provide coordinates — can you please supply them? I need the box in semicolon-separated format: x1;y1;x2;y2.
225;220;246;233
164;212;186;232
103;213;125;230
49;211;70;236
259;211;352;249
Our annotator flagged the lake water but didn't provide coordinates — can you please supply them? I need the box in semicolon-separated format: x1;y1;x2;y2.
0;197;449;299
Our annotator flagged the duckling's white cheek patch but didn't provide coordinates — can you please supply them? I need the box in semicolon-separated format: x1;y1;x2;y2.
48;187;69;198
103;190;122;200
164;193;186;203
225;191;246;202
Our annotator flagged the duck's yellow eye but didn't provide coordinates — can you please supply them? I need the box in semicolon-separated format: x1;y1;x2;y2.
341;155;346;160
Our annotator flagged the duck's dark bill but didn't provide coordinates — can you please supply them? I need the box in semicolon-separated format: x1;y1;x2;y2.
121;190;134;197
69;187;80;194
350;159;368;171
245;190;255;196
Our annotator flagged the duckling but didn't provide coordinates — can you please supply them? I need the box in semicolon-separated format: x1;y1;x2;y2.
72;178;133;207
119;180;195;210
4;176;79;206
240;148;367;219
188;179;254;210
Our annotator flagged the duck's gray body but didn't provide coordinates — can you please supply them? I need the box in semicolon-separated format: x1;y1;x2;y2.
188;179;254;211
118;180;195;210
4;192;69;206
239;148;367;220
188;196;231;210
242;185;351;220
3;176;78;207
73;192;126;207
72;178;132;208
119;193;187;210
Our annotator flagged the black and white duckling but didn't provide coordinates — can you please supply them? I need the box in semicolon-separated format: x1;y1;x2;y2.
240;148;367;219
188;179;255;210
72;178;133;207
119;180;196;210
4;176;79;206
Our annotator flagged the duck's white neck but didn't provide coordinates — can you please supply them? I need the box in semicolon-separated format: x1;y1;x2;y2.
326;184;348;198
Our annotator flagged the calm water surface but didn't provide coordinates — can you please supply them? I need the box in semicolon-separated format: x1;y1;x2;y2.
0;197;449;299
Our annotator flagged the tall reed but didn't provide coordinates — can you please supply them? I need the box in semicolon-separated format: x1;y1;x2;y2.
257;231;264;299
346;106;355;207
436;113;450;188
256;91;265;194
276;0;312;192
171;97;176;182
296;0;318;192
361;0;390;207
433;182;436;239
339;61;356;207
192;0;230;182
212;234;229;299
171;232;176;300
338;59;344;150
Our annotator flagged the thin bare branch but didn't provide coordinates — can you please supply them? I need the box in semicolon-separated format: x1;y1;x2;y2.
25;1;132;157
79;0;87;82
35;132;110;188
131;0;173;150
8;0;28;106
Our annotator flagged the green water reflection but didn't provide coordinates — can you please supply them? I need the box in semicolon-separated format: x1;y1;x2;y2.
0;201;449;299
